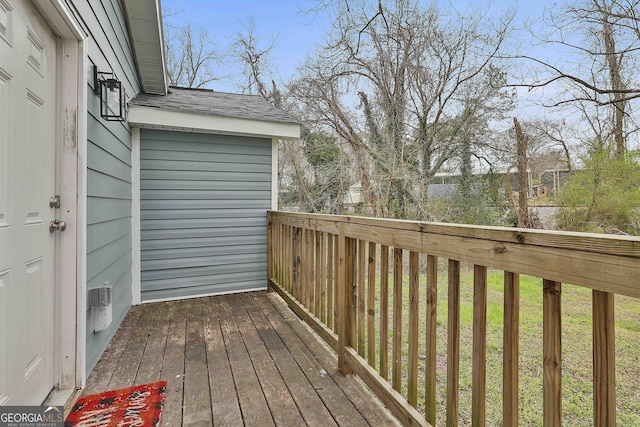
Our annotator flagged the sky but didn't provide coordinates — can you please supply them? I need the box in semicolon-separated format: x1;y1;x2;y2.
160;0;552;91
161;0;331;91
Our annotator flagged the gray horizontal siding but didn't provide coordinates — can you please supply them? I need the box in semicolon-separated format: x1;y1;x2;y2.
140;129;272;301
67;0;142;375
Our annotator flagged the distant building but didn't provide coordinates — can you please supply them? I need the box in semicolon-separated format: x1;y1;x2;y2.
539;169;573;196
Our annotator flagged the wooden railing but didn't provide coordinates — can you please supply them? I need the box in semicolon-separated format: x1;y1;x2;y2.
266;211;640;426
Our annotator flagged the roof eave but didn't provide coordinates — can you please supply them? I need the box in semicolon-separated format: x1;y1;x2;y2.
128;105;301;139
122;0;167;95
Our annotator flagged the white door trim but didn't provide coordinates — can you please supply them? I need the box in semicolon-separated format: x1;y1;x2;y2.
32;0;87;394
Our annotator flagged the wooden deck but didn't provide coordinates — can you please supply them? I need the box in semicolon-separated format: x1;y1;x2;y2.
83;292;399;426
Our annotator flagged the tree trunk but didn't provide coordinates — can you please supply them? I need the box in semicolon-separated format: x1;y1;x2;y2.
602;13;626;158
514;118;529;228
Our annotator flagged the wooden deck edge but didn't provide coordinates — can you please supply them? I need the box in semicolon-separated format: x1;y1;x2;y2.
345;347;429;427
268;279;338;351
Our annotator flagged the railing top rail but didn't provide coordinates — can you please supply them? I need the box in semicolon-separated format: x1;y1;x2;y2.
268;210;640;259
268;211;640;298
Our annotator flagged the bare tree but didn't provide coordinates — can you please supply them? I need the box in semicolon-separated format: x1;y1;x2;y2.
525;119;573;173
230;17;278;100
289;0;515;219
509;0;640;157
164;19;222;88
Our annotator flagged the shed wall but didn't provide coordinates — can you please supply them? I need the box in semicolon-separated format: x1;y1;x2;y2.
140;129;271;301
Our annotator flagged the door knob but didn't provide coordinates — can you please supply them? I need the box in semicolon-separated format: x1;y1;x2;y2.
49;220;67;233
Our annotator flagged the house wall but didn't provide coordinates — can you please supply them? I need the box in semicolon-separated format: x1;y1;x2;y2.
65;0;141;374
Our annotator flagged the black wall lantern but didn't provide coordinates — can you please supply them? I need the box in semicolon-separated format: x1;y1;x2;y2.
93;65;126;121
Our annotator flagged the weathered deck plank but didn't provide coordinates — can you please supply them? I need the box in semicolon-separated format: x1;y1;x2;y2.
134;300;169;386
202;296;244;426
106;303;156;391
160;299;188;426
81;292;399;427
215;296;275;427
258;293;399;427
242;295;340;427
183;298;213;426
83;304;145;394
225;294;305;427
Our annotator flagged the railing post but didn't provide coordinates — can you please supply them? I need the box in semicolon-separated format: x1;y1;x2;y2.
337;222;353;374
593;290;616;427
543;279;562;427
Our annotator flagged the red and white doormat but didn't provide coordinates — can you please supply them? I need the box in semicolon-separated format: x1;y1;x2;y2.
65;381;167;427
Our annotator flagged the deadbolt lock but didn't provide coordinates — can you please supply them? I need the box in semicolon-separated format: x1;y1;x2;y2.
49;195;61;208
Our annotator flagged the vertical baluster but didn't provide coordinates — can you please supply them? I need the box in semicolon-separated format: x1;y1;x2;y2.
315;231;323;317
408;251;419;406
425;255;438;425
337;225;353;374
447;259;461;427
543;279;562;427
307;229;315;311
320;232;327;323
358;239;366;357
472;265;488;427
380;245;390;380
298;228;305;303
392;248;403;393
294;227;301;299
503;272;520;427
289;226;294;294
592;290;616;427
349;238;357;348
367;242;377;368
327;234;334;330
333;234;340;334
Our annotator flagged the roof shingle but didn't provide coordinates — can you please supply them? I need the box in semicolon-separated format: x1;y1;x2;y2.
130;86;297;124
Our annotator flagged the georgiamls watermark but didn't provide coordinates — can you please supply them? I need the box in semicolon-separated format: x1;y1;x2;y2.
0;406;63;427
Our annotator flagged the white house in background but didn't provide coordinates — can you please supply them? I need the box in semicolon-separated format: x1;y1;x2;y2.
347;182;364;204
0;0;298;408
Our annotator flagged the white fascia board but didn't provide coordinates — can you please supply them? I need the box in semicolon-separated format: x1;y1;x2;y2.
154;0;168;95
128;105;301;139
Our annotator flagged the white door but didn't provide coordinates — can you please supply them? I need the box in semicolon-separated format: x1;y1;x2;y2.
0;0;59;405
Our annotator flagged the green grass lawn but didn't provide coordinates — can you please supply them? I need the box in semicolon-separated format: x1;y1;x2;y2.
359;261;640;426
